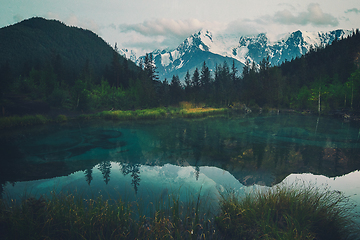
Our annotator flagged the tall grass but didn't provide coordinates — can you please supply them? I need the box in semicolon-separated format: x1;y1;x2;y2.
0;190;219;240
216;182;359;240
1;183;358;239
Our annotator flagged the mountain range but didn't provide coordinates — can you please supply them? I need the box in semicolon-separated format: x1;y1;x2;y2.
121;29;352;82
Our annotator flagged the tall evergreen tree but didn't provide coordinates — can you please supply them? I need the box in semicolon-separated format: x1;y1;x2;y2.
200;61;212;102
200;61;211;87
191;68;200;103
144;53;158;82
170;75;183;105
184;70;192;101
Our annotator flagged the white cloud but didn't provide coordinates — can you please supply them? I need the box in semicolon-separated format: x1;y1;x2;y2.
45;12;100;34
273;3;339;26
119;18;221;39
66;14;100;33
45;12;60;20
118;18;225;54
223;18;265;36
345;8;360;14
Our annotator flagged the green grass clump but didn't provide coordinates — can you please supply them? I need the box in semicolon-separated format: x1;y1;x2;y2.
0;114;50;129
216;183;359;240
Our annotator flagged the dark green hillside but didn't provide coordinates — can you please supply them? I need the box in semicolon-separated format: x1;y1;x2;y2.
0;17;156;115
0;17;137;82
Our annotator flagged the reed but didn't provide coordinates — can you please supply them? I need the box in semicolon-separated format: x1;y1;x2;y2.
216;182;359;240
0;190;218;240
1;182;358;240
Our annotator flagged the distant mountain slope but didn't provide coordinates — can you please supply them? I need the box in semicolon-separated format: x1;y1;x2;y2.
0;17;137;81
122;29;351;82
238;29;351;65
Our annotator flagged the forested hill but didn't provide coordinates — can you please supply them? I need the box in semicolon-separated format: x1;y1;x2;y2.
0;17;157;114
0;17;138;84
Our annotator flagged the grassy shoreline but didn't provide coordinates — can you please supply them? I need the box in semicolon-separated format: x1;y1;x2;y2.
1;184;358;240
0;106;228;129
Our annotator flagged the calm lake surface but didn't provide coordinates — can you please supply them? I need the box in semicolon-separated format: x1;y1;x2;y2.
1;113;360;221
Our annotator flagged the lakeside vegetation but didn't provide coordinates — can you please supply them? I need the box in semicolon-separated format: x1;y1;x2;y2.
0;104;228;129
0;183;358;240
216;184;359;239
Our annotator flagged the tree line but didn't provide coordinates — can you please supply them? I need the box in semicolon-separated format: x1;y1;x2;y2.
156;29;360;112
1;29;360;114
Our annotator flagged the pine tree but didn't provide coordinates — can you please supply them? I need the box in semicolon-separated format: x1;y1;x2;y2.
144;53;158;82
184;70;192;101
170;75;183;105
200;61;212;102
200;61;211;87
191;68;200;103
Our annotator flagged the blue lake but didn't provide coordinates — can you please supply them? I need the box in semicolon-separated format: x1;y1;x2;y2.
1;113;360;223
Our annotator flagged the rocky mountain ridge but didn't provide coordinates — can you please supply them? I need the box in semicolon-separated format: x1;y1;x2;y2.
121;29;352;82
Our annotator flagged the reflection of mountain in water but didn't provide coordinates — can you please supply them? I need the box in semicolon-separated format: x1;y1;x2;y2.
1;114;360;197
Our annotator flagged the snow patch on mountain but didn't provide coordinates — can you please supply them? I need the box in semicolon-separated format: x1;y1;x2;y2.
122;29;352;81
119;48;137;63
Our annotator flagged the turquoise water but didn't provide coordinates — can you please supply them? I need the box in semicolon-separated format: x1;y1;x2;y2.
1;113;360;219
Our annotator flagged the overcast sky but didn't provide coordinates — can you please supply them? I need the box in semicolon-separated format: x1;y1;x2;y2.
1;0;359;56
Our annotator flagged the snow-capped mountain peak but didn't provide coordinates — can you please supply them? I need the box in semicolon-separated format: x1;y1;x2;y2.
118;48;138;62
125;29;352;82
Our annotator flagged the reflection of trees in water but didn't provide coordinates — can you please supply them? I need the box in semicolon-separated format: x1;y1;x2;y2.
252;143;266;169
120;163;141;194
98;161;111;184
84;168;93;185
195;165;200;181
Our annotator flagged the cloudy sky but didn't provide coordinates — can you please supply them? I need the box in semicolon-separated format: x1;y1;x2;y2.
1;0;359;56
